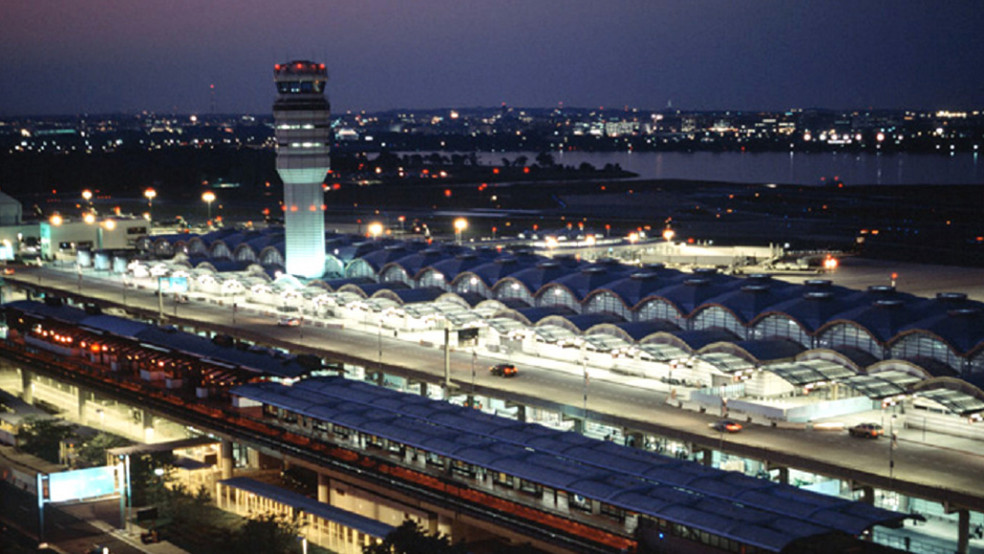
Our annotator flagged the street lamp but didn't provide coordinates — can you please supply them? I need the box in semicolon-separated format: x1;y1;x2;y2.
580;340;589;420
368;221;383;240
81;189;93;212
144;188;157;228
453;217;468;245
202;191;216;226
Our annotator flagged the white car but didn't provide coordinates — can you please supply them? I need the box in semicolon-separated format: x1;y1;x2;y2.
277;316;301;327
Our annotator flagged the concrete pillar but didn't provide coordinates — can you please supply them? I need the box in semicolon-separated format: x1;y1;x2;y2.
776;466;789;485
419;382;427;398
557;491;569;512
77;387;86;420
957;509;970;554
514;404;526;423
572;418;585;434
859;486;874;505
317;473;330;504
220;439;234;479
624;431;643;449
21;370;33;404
142;410;155;443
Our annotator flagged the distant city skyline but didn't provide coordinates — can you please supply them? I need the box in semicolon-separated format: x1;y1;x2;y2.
3;1;983;116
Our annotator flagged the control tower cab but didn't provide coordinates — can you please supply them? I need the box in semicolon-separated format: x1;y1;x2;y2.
273;60;330;278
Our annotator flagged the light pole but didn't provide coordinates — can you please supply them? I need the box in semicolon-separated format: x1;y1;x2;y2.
144;188;157;229
82;189;94;212
443;319;452;390
368;221;383;241
889;414;897;479
202;191;216;227
454;217;468;245
580;340;588;418
156;276;165;322
471;349;477;393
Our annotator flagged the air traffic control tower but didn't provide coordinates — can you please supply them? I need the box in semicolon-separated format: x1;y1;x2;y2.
274;60;330;278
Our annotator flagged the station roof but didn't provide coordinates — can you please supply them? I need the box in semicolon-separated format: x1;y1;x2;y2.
764;360;857;387
231;377;909;552
841;371;920;399
219;477;394;538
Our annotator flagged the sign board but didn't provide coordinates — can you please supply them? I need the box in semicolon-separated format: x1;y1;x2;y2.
47;465;122;503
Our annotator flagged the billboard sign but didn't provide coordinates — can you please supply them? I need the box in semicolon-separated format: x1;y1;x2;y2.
46;465;122;503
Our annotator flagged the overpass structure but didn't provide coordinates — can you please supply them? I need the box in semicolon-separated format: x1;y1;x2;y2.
2;268;984;552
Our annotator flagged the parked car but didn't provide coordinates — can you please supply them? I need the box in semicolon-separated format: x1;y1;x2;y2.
489;363;518;377
848;423;884;438
277;316;301;327
710;419;743;433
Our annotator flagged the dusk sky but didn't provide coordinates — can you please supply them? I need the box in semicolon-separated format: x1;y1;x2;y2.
3;1;983;116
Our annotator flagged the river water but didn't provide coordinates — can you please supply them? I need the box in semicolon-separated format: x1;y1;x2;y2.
462;150;984;186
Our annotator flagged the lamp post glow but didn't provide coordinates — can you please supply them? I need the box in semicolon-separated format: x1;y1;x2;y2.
368;222;383;240
453;217;468;245
82;189;93;212
144;188;157;228
202;191;216;226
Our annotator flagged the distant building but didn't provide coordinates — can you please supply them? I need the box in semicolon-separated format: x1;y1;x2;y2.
0;191;22;226
273;60;331;278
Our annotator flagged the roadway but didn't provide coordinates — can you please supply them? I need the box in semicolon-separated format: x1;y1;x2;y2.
6;265;984;515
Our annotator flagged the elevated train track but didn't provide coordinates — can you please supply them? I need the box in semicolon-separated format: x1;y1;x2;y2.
0;339;633;553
